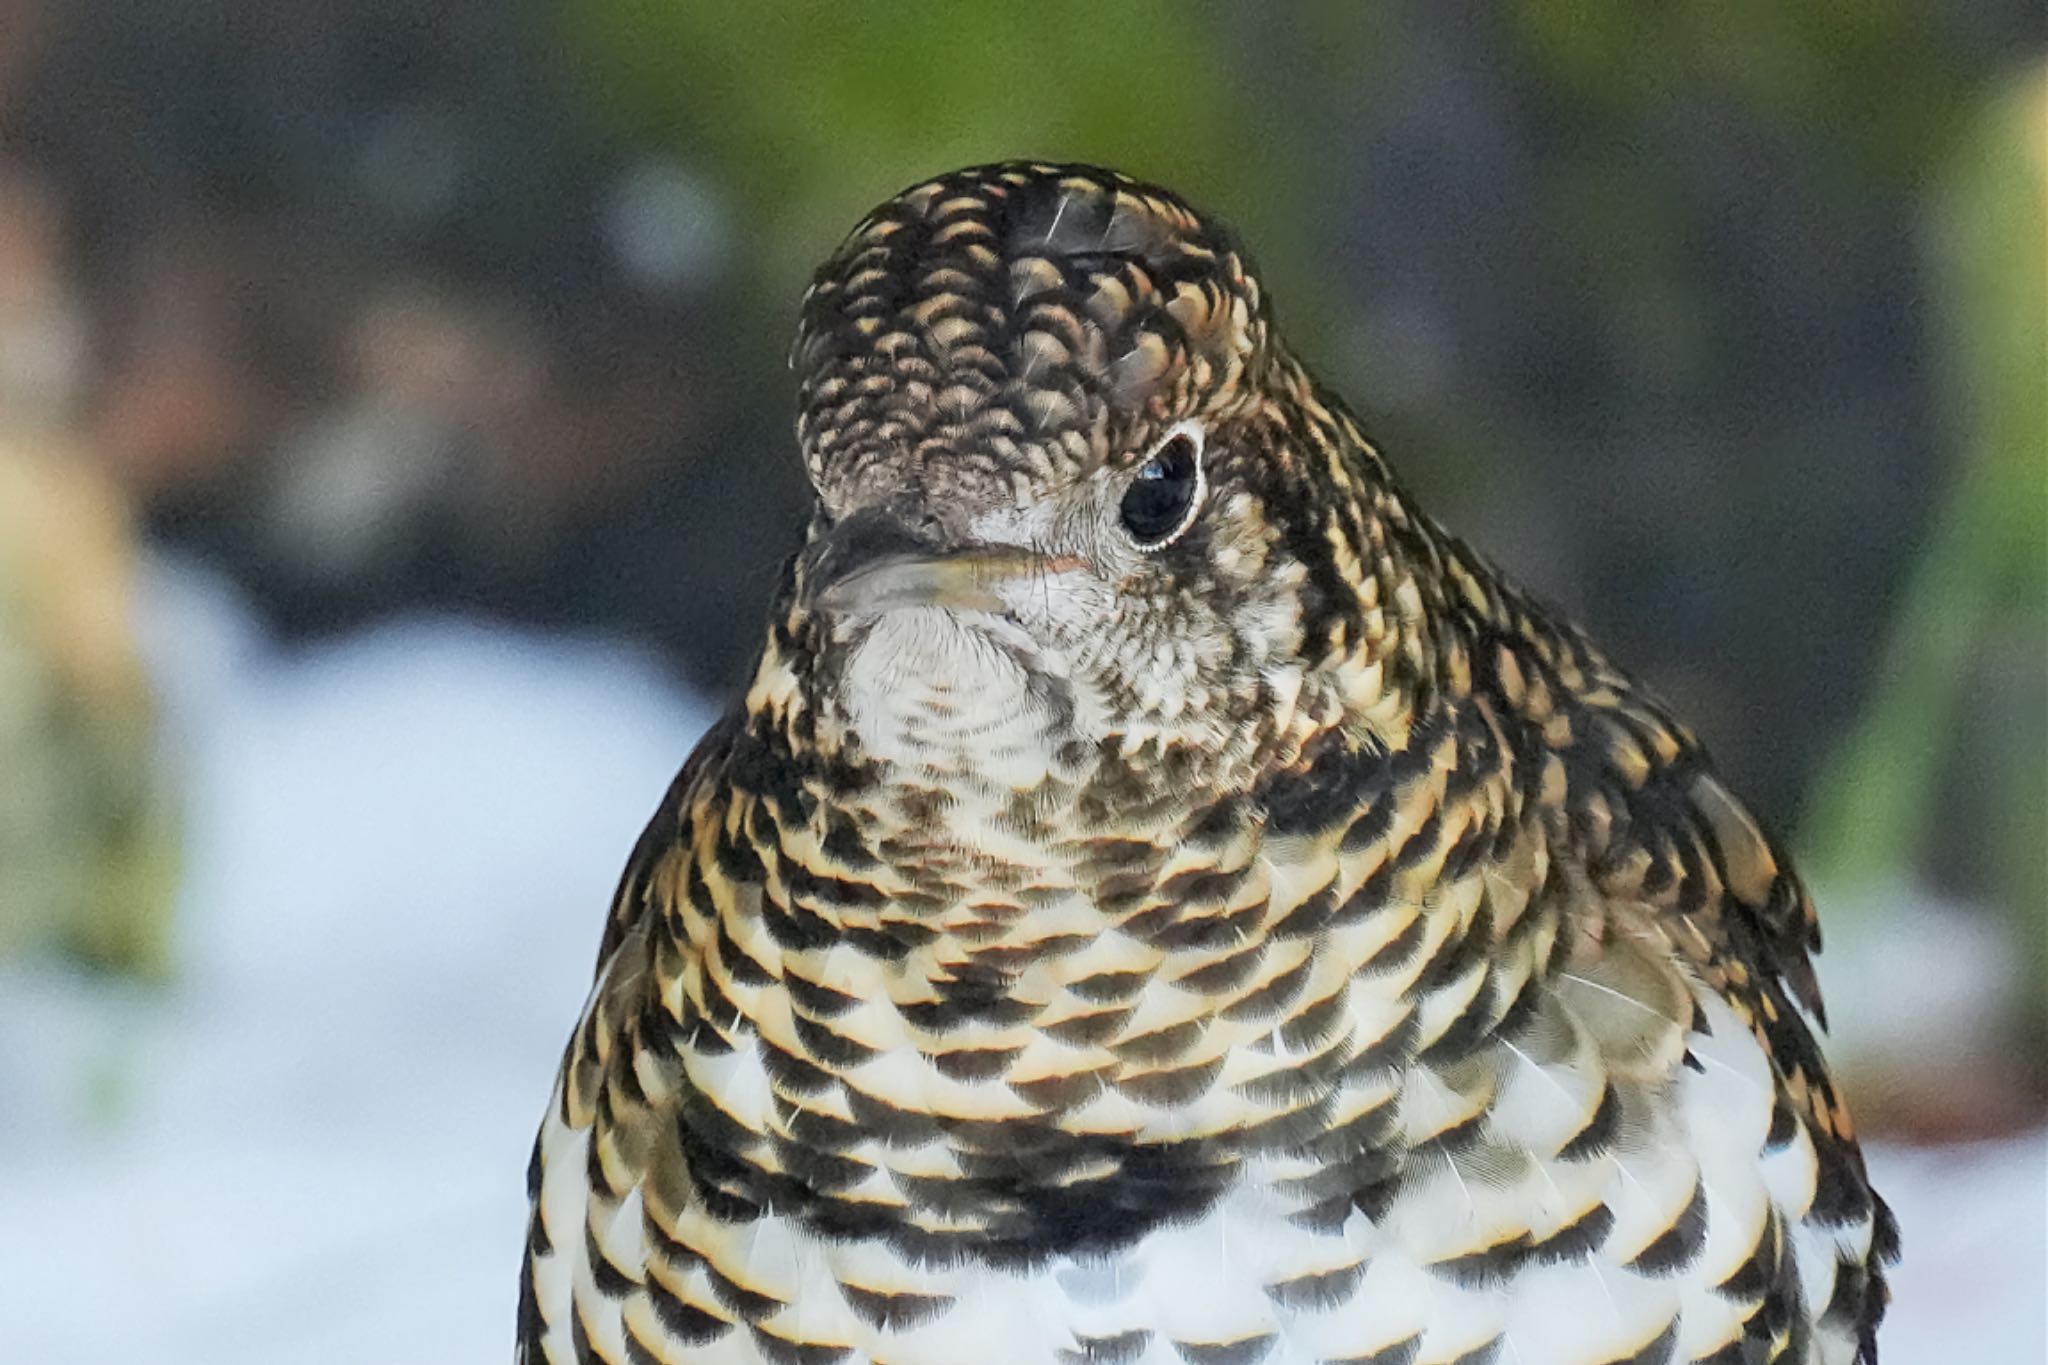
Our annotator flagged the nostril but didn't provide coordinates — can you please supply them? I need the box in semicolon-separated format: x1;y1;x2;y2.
858;505;949;560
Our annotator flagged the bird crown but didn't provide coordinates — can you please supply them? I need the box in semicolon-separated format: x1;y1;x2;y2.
793;162;1277;505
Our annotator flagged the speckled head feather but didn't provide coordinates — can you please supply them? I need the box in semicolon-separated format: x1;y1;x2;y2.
520;162;1896;1365
792;163;1273;492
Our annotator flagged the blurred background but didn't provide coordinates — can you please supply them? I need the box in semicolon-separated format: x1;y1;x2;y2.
0;2;2041;1361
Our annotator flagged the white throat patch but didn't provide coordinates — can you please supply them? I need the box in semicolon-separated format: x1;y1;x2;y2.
839;608;1067;786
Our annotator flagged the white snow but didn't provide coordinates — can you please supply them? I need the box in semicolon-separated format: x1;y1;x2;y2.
0;554;713;1363
0;553;2037;1363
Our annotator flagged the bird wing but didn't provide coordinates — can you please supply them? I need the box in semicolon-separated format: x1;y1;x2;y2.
1472;576;1900;1359
517;709;749;1364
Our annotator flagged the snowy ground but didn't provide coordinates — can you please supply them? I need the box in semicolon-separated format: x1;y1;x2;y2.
0;555;2039;1363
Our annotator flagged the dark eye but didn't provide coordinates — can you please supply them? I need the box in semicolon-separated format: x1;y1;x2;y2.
1119;428;1205;549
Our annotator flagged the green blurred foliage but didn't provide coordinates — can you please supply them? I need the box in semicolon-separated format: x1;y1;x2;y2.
1503;0;1990;428
564;0;1299;304
1806;67;2048;999
0;533;178;979
1514;0;1981;192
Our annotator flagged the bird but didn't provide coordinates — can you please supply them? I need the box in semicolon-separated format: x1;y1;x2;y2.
517;162;1896;1365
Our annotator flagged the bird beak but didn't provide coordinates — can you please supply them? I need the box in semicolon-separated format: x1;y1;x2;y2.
802;508;1077;615
813;549;1056;614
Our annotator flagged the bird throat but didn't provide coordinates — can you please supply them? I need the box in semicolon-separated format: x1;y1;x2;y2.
834;606;1086;794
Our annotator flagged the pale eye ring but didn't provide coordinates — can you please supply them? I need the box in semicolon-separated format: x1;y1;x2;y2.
1119;421;1206;550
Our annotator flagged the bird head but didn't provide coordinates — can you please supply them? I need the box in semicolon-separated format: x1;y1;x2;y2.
770;163;1420;809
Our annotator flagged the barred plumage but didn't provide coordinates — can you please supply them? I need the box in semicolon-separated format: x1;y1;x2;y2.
518;162;1895;1365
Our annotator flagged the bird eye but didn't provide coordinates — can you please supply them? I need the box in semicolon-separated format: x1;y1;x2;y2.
1119;425;1205;550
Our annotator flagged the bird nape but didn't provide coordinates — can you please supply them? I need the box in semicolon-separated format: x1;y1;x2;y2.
518;162;1896;1365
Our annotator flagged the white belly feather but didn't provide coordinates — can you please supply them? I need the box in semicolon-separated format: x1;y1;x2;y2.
526;981;1863;1365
